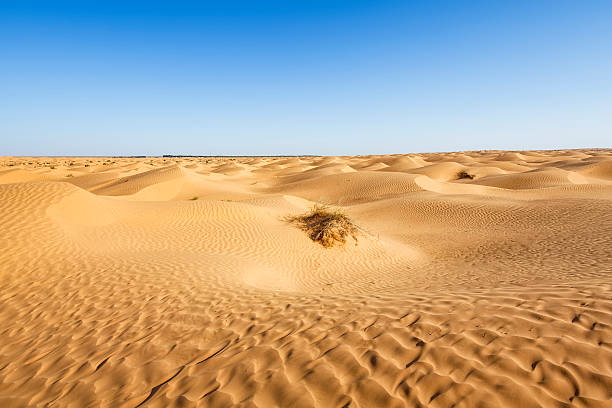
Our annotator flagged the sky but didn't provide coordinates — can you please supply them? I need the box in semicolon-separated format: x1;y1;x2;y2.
1;1;611;156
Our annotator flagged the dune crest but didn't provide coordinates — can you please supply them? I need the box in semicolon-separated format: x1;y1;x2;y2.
1;149;611;407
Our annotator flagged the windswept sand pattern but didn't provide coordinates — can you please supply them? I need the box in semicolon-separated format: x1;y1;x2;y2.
1;150;611;407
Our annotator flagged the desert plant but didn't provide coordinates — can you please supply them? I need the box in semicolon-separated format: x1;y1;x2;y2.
66;174;73;177
457;170;474;180
286;204;359;248
190;196;198;200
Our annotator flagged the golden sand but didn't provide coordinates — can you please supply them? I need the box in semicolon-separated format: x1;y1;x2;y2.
1;150;611;407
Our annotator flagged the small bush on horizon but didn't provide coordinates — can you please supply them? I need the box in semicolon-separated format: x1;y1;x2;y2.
457;170;474;180
190;196;198;200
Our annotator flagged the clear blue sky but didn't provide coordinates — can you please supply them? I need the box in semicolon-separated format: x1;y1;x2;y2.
2;1;611;156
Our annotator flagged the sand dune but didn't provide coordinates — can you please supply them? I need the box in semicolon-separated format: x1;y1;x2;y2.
1;150;611;407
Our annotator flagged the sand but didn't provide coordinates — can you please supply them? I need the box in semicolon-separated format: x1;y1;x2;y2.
0;150;611;407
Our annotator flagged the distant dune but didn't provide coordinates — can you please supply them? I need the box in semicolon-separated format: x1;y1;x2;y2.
1;150;611;407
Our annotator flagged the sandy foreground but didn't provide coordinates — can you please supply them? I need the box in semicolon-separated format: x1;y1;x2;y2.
0;150;611;408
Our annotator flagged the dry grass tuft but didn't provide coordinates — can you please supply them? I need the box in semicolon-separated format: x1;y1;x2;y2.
286;204;359;248
457;170;474;180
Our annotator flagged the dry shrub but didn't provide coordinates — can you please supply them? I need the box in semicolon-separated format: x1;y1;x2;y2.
287;204;359;248
457;170;474;180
